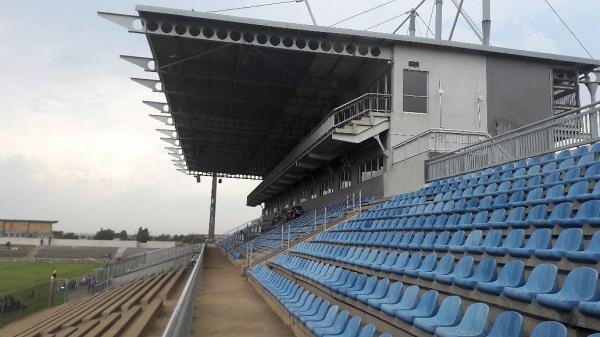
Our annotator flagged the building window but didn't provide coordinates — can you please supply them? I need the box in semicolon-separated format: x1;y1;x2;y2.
310;185;318;200
339;167;352;190
359;155;384;182
403;70;428;113
321;178;333;196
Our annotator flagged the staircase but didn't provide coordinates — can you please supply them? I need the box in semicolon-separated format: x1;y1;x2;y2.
330;93;392;144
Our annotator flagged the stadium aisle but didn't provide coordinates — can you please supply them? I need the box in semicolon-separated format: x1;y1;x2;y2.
190;246;295;337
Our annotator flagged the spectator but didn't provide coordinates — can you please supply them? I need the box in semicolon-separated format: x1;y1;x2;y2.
40;238;44;246
48;237;52;246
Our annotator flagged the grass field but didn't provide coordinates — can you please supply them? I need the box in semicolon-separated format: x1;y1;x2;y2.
0;261;101;296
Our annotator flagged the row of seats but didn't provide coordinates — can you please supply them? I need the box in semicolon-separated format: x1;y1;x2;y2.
315;228;600;262
271;255;599;337
279;252;600;316
251;265;390;337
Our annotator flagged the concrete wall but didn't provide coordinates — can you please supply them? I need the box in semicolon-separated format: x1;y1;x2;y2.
383;152;431;197
0;236;175;248
486;56;553;136
389;45;488;148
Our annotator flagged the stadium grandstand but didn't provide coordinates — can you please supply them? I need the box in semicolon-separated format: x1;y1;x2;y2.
2;1;600;337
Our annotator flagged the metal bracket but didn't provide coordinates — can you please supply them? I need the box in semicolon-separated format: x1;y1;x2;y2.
120;55;155;71
373;134;389;157
157;129;177;137
149;114;172;125
143;101;170;113
132;78;163;92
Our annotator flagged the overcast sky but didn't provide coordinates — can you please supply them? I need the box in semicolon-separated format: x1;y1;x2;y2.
0;0;598;236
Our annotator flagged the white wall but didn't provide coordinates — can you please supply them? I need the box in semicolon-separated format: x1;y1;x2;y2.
0;236;175;248
389;45;487;146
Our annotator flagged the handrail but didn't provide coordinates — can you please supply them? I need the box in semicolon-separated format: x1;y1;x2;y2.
161;243;206;337
426;101;600;181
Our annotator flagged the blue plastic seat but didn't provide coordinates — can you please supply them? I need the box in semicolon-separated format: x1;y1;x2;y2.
536;267;600;311
566;231;600;263
503;264;559;302
312;310;351;337
529;321;567;337
561;200;600;227
508;228;551;257
381;285;420;316
468;230;502;254
381;252;408;273
366;281;402;309
435;231;465;252
454;258;497;289
395;289;439;323
486;209;506;229
544;202;573;228
428;231;449;251
355;278;389;302
477;260;525;295
434;303;489;337
534;228;584;260
305;305;339;330
484;311;524;337
514;204;547;229
450;230;482;253
405;253;437;278
356;324;376;337
419;254;454;281
413;296;461;334
321;315;361;337
486;229;525;255
435;256;474;285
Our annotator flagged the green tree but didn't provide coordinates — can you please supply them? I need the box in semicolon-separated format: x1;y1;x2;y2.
118;230;128;240
94;228;115;240
63;232;79;239
136;227;150;243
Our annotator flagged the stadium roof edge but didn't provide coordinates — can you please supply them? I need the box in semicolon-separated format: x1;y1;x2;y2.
134;4;600;68
0;219;59;224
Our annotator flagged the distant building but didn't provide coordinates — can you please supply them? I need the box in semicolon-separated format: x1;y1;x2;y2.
0;219;58;238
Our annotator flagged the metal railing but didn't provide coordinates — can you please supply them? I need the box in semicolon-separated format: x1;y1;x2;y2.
333;92;392;127
61;244;201;302
392;128;490;164
426;101;600;181
161;243;206;337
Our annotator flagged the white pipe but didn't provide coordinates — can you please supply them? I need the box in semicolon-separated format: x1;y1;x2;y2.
435;0;443;39
482;0;491;45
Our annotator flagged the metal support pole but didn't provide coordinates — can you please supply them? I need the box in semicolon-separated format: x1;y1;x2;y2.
352;193;356;210
324;207;328;228
208;173;217;241
249;243;253;269
449;0;484;43
435;0;443;39
314;209;317;230
409;10;416;37
281;226;284;247
359;190;362;214
346;195;349;214
482;0;491;45
300;0;317;26
287;224;290;249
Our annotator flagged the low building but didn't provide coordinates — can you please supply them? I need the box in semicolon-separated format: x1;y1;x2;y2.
0;219;58;238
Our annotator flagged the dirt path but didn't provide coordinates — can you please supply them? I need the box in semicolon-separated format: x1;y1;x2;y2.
189;246;294;337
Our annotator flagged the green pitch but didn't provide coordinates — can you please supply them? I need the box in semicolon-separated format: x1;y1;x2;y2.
0;261;101;296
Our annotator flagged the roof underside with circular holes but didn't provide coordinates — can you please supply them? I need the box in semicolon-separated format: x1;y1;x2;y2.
137;7;394;179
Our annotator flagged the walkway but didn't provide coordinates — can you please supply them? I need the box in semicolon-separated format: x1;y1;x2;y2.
190;246;294;337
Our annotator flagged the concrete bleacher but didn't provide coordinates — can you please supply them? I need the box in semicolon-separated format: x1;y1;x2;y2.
0;245;35;258
120;247;159;258
250;143;600;337
34;246;118;260
0;268;186;337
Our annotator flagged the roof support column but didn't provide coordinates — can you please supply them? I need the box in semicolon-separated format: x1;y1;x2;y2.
208;173;217;241
482;0;491;45
409;10;417;37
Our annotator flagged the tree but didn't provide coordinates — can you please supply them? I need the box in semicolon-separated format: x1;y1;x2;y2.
63;232;78;239
52;231;64;238
118;230;128;240
154;234;171;241
94;228;115;240
136;227;150;243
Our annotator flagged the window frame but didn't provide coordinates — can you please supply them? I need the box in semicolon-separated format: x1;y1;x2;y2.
402;69;429;114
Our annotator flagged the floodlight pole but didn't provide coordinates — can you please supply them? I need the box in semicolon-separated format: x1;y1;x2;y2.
208;173;217;241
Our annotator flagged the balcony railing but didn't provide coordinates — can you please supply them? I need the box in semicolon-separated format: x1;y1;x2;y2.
425;101;600;182
333;93;392;127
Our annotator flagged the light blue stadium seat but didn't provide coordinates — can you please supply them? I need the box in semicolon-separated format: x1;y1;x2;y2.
561;200;600;227
406;232;426;249
457;212;474;230
380;252;408;273
468;230;502;254
356;278;389;303
413;296;461;334
348;275;378;300
536;267;600;312
435;256;474;285
492;207;524;229
487;229;525;256
356;324;376;337
435;231;465;252
544;202;573;228
534;228;584;260
503;264;559;303
381;285;419;316
393;252;422;275
305;305;339;329
428;231;449;251
484;311;524;337
312;310;351;337
419;254;454;281
450;230;483;253
434;303;489;337
405;253;437;278
366;281;403;309
454;258;497;289
485;209;506;229
321;315;361;337
508;228;551;257
529;321;567;337
566;231;600;263
396;289;439;323
515;204;548;228
477;260;525;295
420;232;437;250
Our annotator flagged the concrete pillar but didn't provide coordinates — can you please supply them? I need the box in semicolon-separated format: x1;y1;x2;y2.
482;0;491;45
435;0;443;40
208;173;217;241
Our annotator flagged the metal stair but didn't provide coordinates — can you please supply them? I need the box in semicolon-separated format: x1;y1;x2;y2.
332;111;391;143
